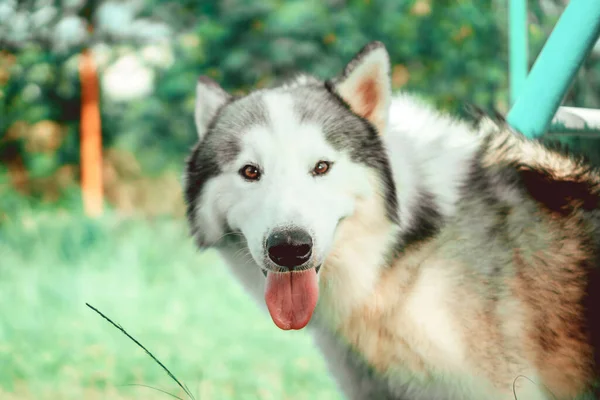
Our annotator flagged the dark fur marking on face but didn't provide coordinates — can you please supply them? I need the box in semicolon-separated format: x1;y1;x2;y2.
184;94;269;245
323;84;398;224
326;91;399;225
323;80;353;113
292;84;399;226
205;94;270;150
184;96;233;214
184;143;220;241
400;190;443;248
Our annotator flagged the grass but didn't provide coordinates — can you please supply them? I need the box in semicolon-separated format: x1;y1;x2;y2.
0;209;341;400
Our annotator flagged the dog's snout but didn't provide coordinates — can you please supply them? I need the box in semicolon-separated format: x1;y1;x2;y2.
266;228;313;270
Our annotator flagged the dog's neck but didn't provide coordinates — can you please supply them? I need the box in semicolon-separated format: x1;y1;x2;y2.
315;94;484;329
317;185;399;327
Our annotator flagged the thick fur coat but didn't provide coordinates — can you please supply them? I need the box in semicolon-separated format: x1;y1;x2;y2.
183;42;600;399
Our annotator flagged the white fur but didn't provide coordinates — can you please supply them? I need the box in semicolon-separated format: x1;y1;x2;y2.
199;91;374;271
403;266;466;368
385;94;483;224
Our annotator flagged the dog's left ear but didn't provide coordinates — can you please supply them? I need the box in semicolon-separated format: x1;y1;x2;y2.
331;41;392;135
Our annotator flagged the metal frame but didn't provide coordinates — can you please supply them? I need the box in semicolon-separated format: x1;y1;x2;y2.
506;0;600;139
508;0;528;105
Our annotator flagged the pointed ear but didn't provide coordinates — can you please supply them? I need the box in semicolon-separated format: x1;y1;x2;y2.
194;76;231;141
331;41;392;135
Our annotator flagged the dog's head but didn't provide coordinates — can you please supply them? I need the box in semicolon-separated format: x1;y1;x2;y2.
184;42;398;329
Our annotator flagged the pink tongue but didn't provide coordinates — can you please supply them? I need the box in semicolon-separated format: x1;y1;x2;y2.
264;269;319;330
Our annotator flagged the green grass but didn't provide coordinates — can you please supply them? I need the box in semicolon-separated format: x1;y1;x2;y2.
0;210;341;400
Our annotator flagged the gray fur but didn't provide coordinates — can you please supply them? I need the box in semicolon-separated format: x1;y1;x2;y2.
312;326;399;400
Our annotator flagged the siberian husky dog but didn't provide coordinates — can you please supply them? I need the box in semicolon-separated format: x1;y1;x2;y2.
182;42;600;399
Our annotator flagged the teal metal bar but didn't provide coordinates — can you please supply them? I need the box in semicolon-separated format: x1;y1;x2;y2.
508;0;528;105
506;0;600;139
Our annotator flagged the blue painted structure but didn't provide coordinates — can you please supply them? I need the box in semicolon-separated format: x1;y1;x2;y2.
508;0;528;105
506;0;600;139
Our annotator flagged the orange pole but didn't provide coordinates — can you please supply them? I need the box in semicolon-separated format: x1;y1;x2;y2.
79;48;104;217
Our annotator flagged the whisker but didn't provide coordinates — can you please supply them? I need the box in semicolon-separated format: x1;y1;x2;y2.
233;246;252;260
214;231;244;243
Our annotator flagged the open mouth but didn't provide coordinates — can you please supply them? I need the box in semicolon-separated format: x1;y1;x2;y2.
263;267;319;330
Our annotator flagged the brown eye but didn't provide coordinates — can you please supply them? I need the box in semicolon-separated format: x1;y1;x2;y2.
240;164;261;181
312;161;331;176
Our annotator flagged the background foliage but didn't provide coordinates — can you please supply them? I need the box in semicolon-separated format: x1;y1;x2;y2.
2;0;599;216
1;1;600;399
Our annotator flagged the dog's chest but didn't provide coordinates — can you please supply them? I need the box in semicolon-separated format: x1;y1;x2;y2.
340;266;469;369
326;260;530;399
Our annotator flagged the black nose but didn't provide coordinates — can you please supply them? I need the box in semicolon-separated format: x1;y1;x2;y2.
266;228;313;270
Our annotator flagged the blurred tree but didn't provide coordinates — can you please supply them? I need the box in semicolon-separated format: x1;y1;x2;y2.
0;0;172;205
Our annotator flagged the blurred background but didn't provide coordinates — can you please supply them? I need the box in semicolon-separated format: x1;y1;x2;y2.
1;0;599;399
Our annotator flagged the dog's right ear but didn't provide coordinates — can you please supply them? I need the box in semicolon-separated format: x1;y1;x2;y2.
330;41;391;135
194;76;231;141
